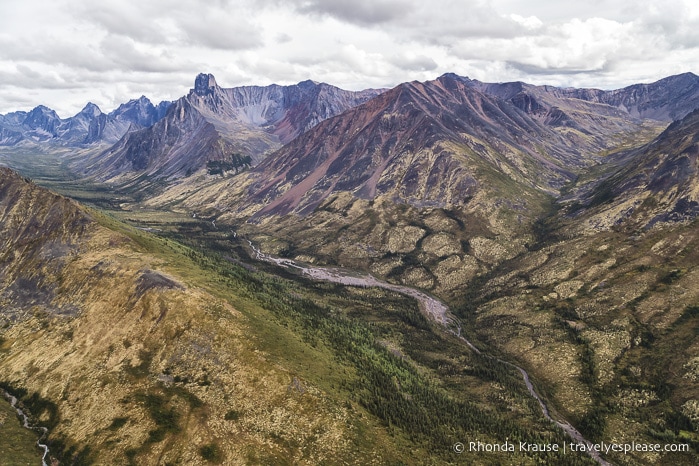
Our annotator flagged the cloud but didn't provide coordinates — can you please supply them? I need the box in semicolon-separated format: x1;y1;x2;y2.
82;1;264;50
504;18;634;73
98;36;193;73
80;2;172;45
389;53;439;72
0;65;78;91
268;0;413;26
632;0;699;48
176;9;263;50
297;0;413;25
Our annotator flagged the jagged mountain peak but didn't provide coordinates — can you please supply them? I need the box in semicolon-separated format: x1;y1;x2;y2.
436;72;473;85
297;79;320;88
106;95;166;129
78;102;102;118
25;104;59;118
22;105;61;135
135;95;151;104
112;95;154;111
194;73;219;96
0;94;170;148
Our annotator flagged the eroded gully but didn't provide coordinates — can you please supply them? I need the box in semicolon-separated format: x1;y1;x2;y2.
248;241;611;465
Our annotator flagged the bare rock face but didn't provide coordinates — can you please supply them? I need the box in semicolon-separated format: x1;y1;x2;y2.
582;72;699;121
109;96;169;128
86;98;230;179
194;73;218;96
22;105;61;138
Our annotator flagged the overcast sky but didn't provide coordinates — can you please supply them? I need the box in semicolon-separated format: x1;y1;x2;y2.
2;0;698;117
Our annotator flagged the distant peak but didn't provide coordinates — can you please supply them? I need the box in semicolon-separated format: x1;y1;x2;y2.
297;79;320;87
673;71;698;79
438;73;470;83
30;104;55;114
640;72;699;89
82;102;101;112
194;73;218;96
25;105;60;122
121;96;153;108
673;72;699;83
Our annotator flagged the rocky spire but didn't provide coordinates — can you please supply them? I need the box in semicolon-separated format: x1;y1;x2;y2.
194;73;218;96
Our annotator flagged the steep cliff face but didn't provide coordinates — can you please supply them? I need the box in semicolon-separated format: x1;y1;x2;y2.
191;73;382;145
21;106;62;139
0;126;23;145
80;97;172;145
60;103;102;143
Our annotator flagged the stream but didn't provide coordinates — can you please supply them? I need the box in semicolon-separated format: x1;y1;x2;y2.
248;241;611;465
2;390;50;466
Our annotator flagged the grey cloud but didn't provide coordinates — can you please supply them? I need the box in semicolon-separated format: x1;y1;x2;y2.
0;34;118;73
295;0;413;26
0;67;81;91
98;36;193;73
275;33;293;44
82;1;264;51
389;54;438;71
0;93;38;108
415;2;530;41
2;0;698;115
493;0;639;22
15;65;44;81
280;0;528;40
80;3;172;45
176;12;263;50
506;60;614;76
633;3;699;48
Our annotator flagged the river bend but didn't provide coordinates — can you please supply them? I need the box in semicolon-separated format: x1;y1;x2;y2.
248;241;611;465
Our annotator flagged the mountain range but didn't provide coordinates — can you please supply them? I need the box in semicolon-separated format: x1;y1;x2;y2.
2;71;699;465
0;97;171;147
77;74;384;182
134;72;697;296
